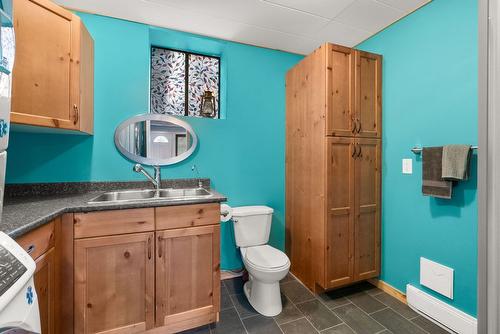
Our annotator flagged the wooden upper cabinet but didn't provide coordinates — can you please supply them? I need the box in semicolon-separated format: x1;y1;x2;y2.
354;138;381;281
325;137;355;289
355;51;382;138
12;0;94;134
155;225;220;333
326;44;355;137
74;232;155;334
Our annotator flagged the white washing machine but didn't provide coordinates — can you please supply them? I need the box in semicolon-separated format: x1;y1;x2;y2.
0;232;40;333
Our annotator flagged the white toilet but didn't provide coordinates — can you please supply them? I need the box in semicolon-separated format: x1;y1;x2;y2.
232;206;290;317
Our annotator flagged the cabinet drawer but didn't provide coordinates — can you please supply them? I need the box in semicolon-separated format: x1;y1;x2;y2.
74;208;155;238
155;203;220;230
16;220;55;260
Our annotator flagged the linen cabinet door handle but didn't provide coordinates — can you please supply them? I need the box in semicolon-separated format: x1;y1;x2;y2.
356;119;361;133
73;104;79;125
147;236;152;260
158;236;163;258
351;117;356;133
351;144;357;158
357;145;362;158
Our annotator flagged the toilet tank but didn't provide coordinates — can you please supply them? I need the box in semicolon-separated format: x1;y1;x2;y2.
232;206;274;248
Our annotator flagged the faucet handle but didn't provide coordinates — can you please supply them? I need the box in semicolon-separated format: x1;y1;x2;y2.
133;164;143;172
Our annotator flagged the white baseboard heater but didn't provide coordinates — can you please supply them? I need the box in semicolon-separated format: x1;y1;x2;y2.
406;285;477;334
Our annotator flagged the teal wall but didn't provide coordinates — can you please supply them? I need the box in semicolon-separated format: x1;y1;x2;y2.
6;13;303;270
357;0;478;316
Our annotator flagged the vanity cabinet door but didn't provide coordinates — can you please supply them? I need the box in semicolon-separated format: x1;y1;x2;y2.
74;232;155;334
155;225;220;333
34;247;56;334
325;137;355;289
355;51;382;138
326;44;355;137
353;138;381;281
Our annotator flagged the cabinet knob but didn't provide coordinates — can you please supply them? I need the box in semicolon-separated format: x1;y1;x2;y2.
73;104;79;125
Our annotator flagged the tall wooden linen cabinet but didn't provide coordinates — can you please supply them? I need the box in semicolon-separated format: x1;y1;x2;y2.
286;43;382;293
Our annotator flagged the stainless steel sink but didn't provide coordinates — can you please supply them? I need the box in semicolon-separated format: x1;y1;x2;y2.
88;188;213;204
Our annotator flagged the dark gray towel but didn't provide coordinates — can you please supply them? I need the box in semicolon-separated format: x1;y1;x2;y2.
422;147;452;199
442;145;471;181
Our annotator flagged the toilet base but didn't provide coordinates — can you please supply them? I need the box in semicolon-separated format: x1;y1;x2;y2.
243;277;283;317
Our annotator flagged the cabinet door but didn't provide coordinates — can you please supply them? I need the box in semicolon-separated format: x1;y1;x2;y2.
326;44;355;137
12;0;80;130
355;51;382;138
325;137;355;288
34;247;56;334
353;138;381;281
156;225;220;333
74;232;155;334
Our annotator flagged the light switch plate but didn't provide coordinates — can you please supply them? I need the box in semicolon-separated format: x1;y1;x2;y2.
420;257;454;299
402;158;413;174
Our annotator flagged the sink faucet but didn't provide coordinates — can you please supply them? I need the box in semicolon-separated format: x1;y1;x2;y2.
191;164;203;188
133;164;161;191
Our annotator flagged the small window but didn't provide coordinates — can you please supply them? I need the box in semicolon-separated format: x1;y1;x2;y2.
150;47;220;118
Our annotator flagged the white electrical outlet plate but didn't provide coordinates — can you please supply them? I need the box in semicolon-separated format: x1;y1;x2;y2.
402;158;413;174
420;257;454;299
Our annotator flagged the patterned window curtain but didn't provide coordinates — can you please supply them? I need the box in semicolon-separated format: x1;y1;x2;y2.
150;47;220;118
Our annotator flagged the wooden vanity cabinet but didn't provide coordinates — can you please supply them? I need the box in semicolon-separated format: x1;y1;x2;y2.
16;218;58;334
12;0;94;134
72;204;221;334
286;43;382;292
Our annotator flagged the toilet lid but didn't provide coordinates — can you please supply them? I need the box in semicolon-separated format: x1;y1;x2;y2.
244;245;289;269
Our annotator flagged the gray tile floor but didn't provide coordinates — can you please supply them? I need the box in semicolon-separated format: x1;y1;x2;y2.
180;274;452;334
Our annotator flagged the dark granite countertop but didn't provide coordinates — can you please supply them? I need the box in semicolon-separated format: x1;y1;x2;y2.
1;179;227;238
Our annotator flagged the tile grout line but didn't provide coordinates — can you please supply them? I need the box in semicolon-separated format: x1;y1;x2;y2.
335;296;390;333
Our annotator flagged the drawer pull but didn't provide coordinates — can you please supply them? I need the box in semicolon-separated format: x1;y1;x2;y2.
147;236;152;260
26;245;35;254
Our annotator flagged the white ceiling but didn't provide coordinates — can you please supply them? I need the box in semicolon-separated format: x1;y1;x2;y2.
55;0;430;55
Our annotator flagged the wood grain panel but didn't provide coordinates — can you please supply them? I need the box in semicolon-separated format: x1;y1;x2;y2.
74;208;154;239
57;214;74;334
11;0;93;133
355;51;382;138
16;219;55;260
12;0;76;128
155;203;220;230
326;44;355;137
35;247;56;334
354;138;381;281
285;44;327;291
155;225;220;332
74;232;155;334
325;137;355;288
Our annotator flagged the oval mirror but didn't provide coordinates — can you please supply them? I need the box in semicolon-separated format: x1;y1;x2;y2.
114;114;198;166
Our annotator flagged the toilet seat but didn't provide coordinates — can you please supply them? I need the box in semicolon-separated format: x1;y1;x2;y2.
242;245;290;272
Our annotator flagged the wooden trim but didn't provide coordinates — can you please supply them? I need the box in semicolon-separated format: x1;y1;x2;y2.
95;323;146;334
368;278;407;304
58;214;74;334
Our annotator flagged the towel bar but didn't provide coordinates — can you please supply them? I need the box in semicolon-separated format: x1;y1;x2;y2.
411;146;478;155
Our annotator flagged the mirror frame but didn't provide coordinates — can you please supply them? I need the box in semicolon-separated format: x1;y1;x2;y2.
114;113;198;166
